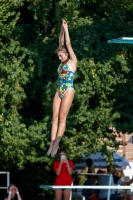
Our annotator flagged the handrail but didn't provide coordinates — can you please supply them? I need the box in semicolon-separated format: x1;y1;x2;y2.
39;185;133;189
0;172;10;190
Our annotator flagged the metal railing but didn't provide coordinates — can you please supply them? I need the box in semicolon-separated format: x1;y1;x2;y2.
39;173;133;200
0;171;10;190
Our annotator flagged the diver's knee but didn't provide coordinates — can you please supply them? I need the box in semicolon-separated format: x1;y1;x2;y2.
52;114;58;122
59;113;66;122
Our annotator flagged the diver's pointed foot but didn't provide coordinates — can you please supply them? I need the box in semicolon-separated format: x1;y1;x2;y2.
47;140;54;156
51;136;61;157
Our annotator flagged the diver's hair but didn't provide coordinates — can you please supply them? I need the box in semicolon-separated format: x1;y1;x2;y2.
56;45;69;56
8;183;17;190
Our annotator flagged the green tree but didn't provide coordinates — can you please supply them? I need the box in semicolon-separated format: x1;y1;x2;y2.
0;0;54;169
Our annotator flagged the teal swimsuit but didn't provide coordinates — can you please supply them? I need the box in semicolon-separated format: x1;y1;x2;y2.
57;63;75;99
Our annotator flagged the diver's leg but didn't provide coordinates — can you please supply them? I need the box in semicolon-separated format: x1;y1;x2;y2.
51;89;74;157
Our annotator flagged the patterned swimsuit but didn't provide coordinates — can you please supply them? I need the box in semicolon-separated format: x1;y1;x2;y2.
57;63;75;99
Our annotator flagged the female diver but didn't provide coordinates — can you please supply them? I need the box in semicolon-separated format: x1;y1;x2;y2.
47;19;77;157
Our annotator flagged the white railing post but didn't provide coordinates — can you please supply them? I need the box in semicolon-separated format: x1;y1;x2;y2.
0;171;10;190
7;172;10;189
107;174;112;200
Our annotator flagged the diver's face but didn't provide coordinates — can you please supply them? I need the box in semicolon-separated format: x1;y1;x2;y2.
57;51;68;62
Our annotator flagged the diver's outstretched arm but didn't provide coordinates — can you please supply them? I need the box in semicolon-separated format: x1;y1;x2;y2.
59;26;64;47
62;19;77;64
